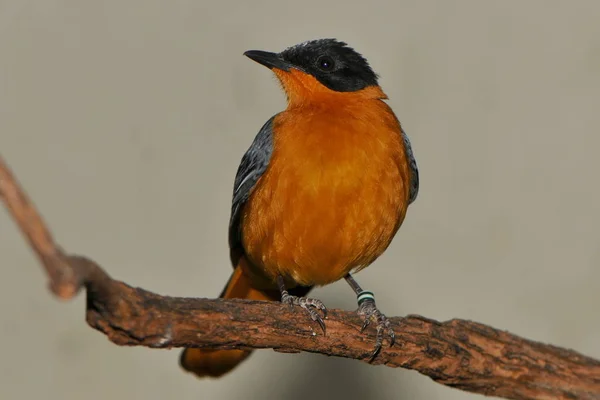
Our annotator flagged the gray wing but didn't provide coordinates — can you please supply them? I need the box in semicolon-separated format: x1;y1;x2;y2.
228;115;276;253
401;129;419;204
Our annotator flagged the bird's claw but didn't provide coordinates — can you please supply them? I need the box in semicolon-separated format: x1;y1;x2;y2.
281;293;328;334
357;298;395;360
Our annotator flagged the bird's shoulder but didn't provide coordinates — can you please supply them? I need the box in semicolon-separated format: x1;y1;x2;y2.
228;114;278;249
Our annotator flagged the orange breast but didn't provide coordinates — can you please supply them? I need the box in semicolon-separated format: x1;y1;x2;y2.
241;99;411;287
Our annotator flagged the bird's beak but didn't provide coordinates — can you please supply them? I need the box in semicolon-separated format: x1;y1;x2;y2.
243;50;291;72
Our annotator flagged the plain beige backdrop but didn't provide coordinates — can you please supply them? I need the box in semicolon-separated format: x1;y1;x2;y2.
1;1;599;399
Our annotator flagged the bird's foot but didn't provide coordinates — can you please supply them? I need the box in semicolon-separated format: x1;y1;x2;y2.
356;292;395;360
280;291;328;334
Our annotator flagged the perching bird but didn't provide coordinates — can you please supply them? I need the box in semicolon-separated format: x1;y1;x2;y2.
180;38;419;378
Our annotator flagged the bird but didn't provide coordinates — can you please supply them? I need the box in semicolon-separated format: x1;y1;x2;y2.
180;38;419;378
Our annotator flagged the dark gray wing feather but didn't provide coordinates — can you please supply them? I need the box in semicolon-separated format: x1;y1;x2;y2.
401;129;419;204
229;115;276;251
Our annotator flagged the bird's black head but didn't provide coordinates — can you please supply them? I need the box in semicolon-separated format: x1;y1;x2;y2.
244;39;379;93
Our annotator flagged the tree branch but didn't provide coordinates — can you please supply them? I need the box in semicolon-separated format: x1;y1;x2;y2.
1;154;599;400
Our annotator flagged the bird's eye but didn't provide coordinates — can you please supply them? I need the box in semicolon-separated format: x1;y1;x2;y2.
317;56;335;71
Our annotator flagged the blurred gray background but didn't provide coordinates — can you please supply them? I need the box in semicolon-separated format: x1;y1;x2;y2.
1;1;599;399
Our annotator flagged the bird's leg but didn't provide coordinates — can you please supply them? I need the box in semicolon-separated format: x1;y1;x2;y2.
344;273;395;359
276;275;327;334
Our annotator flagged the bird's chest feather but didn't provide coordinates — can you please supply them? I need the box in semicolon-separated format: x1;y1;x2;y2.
241;106;410;286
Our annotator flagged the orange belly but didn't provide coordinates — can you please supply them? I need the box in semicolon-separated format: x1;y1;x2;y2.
241;102;411;287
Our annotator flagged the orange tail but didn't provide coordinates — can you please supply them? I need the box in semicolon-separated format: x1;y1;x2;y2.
179;261;280;378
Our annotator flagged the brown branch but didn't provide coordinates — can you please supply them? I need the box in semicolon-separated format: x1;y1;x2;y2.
1;155;600;400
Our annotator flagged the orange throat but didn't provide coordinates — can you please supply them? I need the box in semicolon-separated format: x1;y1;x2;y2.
273;68;388;108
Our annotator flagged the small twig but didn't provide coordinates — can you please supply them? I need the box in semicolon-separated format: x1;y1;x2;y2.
1;154;599;400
